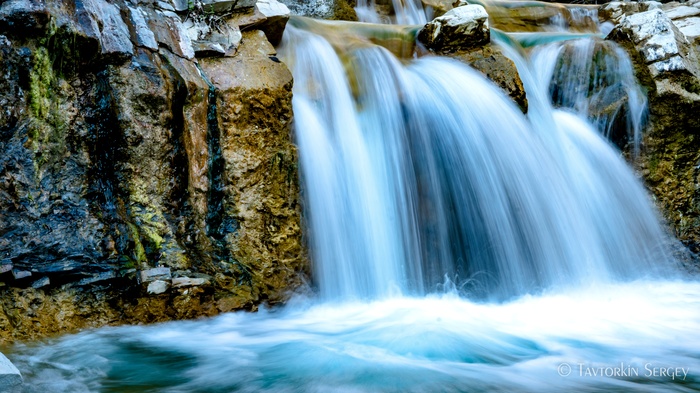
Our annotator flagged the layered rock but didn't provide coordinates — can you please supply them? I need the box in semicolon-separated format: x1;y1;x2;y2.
605;6;700;252
0;352;22;393
0;0;307;342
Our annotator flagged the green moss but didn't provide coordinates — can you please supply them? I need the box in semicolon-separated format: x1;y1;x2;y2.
128;223;149;268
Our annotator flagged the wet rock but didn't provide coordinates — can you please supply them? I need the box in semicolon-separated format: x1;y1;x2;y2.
0;352;22;392
199;30;306;304
449;44;528;113
417;4;489;53
0;0;50;36
609;6;700;249
139;267;172;283
147;279;170;294
77;271;117;286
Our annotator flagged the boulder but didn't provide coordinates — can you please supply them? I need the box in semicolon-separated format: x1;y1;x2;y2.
417;4;489;53
235;0;291;45
0;352;22;392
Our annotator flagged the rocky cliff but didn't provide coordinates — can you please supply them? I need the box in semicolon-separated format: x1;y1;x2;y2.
0;0;309;342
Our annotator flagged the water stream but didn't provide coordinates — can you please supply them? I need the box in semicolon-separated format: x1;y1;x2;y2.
7;2;700;392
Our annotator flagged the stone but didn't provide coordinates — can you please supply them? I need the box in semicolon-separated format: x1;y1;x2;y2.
0;262;12;274
77;271;117;286
0;352;22;391
599;2;661;24
147;9;195;59
417;4;489;53
202;0;257;13
125;6;159;51
30;276;50;289
675;17;700;48
147;279;170;294
236;0;291;45
608;9;699;76
198;30;306;304
172;276;210;287
161;0;189;12
183;17;242;56
0;0;50;36
139;267;172;283
81;0;134;60
665;5;700;20
11;270;31;280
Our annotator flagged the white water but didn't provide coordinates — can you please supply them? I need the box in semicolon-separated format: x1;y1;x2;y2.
7;6;700;393
9;281;700;392
280;24;674;301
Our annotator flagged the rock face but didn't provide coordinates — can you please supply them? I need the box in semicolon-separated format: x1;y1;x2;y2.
0;0;308;343
605;5;700;252
417;4;489;52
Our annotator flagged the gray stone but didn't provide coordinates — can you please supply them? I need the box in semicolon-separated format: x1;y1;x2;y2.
30;276;50;289
126;6;159;50
147;279;170;294
0;352;22;391
599;1;661;24
82;0;134;59
158;0;185;11
11;270;31;280
417;4;489;52
279;0;334;19
139;267;172;283
147;9;195;59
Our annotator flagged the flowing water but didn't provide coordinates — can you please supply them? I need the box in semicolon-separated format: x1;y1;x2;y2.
7;3;700;392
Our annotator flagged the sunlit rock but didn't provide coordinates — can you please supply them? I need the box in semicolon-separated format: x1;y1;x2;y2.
417;4;489;52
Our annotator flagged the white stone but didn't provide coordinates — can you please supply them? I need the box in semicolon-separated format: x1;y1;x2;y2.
0;352;22;391
419;4;489;51
665;5;700;20
676;17;700;41
643;30;681;62
82;0;134;57
620;9;674;43
649;55;686;76
257;0;290;18
147;279;170;294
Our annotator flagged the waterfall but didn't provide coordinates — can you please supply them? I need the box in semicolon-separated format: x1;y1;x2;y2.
279;21;675;301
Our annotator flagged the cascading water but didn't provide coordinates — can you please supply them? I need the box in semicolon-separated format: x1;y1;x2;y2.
7;3;700;393
281;21;672;301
